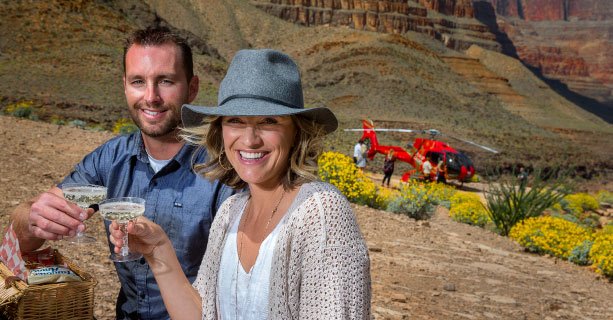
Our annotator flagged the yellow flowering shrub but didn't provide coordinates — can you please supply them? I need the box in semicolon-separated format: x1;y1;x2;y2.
450;192;482;207
425;182;457;208
509;216;591;259
562;193;599;215
4;100;34;118
596;190;613;204
376;186;399;210
112;118;138;135
449;194;490;227
589;226;613;277
318;152;385;209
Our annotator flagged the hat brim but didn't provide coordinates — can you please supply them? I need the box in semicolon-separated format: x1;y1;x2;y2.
182;98;338;134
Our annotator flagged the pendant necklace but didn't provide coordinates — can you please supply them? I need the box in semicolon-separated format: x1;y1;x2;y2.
235;189;286;318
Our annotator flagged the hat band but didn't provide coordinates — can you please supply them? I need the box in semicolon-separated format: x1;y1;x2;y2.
219;94;301;110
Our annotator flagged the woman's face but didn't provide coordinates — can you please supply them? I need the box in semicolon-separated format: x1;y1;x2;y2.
221;116;296;189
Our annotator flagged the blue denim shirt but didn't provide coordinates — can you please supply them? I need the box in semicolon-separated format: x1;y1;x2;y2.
60;132;234;320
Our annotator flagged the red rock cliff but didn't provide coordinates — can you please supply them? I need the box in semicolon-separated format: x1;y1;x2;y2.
251;0;499;51
478;0;613;107
490;0;613;21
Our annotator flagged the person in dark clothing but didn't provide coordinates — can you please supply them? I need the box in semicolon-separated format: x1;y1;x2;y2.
382;150;396;187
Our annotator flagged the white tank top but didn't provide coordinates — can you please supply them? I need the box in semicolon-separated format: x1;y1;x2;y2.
217;203;284;320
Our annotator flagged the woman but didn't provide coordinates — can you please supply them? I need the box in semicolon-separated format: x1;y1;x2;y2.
110;49;371;319
382;149;396;187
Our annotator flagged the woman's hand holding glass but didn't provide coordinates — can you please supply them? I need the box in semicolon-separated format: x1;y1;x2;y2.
108;215;169;262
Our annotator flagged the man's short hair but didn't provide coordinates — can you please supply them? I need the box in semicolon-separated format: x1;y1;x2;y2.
123;26;194;80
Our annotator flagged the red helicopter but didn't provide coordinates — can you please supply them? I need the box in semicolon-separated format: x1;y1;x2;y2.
345;119;499;183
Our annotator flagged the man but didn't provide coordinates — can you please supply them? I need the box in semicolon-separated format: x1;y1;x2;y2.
354;139;367;170
422;155;433;182
10;27;233;319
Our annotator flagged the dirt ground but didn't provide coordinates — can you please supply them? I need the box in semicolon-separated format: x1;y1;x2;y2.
0;115;611;319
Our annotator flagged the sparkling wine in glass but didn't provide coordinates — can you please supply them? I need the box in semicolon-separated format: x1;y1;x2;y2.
99;197;145;262
62;183;108;244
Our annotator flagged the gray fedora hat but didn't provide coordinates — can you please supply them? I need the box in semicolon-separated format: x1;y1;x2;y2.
182;49;338;133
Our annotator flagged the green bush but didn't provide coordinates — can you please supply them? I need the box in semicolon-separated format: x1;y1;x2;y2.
4;100;34;118
387;182;436;220
568;240;593;266
484;170;570;236
596;190;613;204
112;118;138;135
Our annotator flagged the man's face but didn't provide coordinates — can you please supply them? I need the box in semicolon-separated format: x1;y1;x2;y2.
123;43;198;138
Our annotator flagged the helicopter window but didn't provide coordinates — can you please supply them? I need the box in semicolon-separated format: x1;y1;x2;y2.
426;152;443;163
446;152;456;164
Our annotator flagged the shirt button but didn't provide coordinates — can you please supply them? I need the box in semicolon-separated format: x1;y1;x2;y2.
140;258;146;265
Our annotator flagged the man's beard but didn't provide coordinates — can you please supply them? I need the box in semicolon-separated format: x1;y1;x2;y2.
129;104;181;138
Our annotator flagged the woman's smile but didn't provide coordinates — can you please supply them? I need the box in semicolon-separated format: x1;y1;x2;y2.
222;116;296;188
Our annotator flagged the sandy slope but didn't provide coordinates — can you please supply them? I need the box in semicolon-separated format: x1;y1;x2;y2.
0;115;611;319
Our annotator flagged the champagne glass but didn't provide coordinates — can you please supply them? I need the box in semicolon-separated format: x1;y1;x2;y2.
99;197;145;262
62;183;108;244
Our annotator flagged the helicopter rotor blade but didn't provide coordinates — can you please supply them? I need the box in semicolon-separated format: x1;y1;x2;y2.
444;135;499;154
343;128;418;133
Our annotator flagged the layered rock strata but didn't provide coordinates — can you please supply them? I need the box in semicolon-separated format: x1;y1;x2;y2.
250;0;500;51
476;0;613;114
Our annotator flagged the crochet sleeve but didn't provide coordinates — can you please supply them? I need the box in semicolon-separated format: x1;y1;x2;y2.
297;184;371;319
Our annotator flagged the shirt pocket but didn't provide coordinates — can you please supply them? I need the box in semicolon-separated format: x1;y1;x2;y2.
169;197;213;277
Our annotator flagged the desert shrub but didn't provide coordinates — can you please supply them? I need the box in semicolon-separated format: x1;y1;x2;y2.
112;118;138;135
568;240;593;266
484;171;569;236
4;100;34;118
589;226;613;278
376;187;399;210
450;201;490;227
596;190;613;204
69;119;87;128
387;182;437;220
318;151;386;209
561;193;599;215
509;216;591;259
425;182;457;209
50;115;66;125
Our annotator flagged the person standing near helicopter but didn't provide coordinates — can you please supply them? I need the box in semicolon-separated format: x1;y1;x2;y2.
421;155;434;182
354;139;367;171
436;158;447;184
382;149;396;187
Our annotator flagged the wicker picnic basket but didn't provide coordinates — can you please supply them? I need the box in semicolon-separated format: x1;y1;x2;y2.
0;250;96;319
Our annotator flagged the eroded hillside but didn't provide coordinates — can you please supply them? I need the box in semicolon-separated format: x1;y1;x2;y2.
1;0;612;175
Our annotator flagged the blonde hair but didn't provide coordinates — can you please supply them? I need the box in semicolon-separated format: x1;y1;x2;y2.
181;115;327;190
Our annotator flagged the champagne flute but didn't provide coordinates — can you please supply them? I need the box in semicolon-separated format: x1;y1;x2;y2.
99;197;145;262
62;183;108;244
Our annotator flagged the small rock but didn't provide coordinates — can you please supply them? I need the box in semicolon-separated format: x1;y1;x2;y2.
443;283;456;291
391;293;408;303
418;221;430;227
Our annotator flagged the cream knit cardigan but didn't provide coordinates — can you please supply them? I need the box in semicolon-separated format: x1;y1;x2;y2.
193;181;371;319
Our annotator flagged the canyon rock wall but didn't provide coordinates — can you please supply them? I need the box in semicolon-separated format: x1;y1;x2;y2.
476;0;613;112
489;0;613;21
250;0;500;51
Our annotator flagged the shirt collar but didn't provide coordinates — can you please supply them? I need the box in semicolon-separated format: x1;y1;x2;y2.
131;131;200;168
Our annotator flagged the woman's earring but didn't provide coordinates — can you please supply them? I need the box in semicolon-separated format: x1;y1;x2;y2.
218;150;232;171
